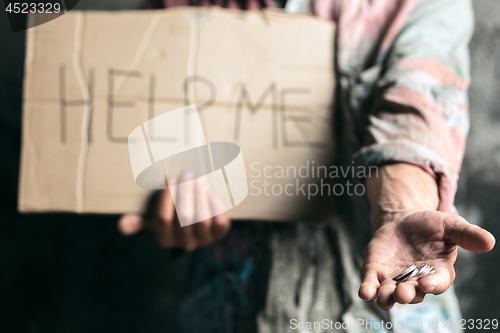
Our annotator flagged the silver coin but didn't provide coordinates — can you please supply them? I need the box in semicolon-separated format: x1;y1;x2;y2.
393;264;417;281
415;263;430;277
396;268;419;283
416;263;435;279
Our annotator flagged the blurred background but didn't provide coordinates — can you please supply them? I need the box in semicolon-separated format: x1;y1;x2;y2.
1;1;499;332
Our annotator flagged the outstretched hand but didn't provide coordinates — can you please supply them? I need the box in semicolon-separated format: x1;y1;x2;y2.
359;210;495;310
363;164;495;310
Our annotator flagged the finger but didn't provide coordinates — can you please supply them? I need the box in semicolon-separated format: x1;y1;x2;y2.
118;214;144;236
155;187;178;248
176;172;196;227
176;223;197;252
193;178;213;247
208;192;231;241
418;265;454;295
409;289;426;304
193;220;212;247
169;173;197;251
158;182;176;226
443;215;496;253
211;212;230;241
393;280;418;304
358;269;380;301
376;278;397;311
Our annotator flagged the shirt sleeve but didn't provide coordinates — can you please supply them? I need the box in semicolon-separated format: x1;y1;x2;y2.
355;0;474;213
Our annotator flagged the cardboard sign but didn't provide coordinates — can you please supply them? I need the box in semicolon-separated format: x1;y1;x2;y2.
19;7;337;221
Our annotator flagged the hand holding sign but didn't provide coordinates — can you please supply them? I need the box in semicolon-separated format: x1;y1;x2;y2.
118;173;231;251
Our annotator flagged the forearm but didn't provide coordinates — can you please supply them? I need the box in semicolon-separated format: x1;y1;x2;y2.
361;163;494;308
366;163;440;230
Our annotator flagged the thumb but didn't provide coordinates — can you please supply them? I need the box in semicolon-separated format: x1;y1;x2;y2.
443;215;495;253
118;214;145;236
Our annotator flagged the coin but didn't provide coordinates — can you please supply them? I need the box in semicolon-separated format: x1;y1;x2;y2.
396;267;419;283
393;264;417;281
415;263;435;279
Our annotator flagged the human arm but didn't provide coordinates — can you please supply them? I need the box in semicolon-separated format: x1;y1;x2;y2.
359;163;495;310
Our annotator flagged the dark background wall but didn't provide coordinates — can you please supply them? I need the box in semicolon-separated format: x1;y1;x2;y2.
1;1;499;332
454;0;500;322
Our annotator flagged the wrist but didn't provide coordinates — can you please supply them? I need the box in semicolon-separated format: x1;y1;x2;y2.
373;209;422;230
366;163;439;230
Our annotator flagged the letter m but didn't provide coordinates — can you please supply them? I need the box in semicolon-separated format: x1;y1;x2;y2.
233;83;277;145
